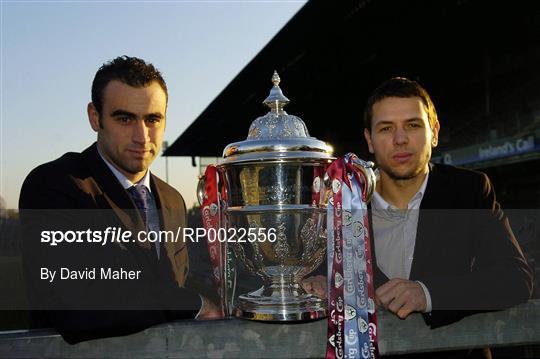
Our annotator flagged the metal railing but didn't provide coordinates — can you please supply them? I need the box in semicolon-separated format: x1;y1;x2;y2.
1;300;539;358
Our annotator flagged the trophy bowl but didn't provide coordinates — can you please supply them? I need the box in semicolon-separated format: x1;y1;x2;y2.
225;162;329;321
214;72;335;321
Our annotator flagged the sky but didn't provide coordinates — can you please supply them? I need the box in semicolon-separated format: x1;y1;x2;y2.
0;0;306;210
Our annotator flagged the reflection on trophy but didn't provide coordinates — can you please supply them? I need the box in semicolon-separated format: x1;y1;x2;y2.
211;71;335;321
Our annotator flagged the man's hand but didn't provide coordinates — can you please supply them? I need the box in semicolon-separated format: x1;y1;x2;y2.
301;275;327;299
376;278;427;319
196;296;222;320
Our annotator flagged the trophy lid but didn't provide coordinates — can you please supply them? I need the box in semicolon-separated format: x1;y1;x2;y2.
221;71;334;164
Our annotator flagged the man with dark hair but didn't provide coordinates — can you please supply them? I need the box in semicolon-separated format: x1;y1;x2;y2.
20;56;218;344
303;77;532;335
91;56;168;127
362;77;532;327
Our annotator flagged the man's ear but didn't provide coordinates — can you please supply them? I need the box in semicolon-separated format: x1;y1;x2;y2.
431;120;440;148
364;128;374;154
87;102;100;132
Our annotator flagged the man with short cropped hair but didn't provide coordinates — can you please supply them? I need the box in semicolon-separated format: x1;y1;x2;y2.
362;77;532;326
303;77;533;358
20;56;218;344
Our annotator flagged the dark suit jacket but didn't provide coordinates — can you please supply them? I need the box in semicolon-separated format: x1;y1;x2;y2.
371;163;533;328
19;143;201;343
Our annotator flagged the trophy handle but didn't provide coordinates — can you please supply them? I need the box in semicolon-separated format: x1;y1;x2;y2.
349;156;376;204
323;155;377;204
197;175;206;206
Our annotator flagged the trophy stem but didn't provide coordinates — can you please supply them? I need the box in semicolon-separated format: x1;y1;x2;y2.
234;273;327;322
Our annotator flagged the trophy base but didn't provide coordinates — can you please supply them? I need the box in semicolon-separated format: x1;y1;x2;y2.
234;285;327;322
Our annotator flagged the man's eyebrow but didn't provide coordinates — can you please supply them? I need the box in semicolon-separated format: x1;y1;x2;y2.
374;118;424;126
374;121;394;127
145;112;164;119
405;117;424;122
110;109;136;118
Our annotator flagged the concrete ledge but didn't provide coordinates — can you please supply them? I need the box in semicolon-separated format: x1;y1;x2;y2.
1;300;539;358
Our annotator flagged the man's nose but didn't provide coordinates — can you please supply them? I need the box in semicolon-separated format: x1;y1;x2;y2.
132;120;150;144
393;127;409;146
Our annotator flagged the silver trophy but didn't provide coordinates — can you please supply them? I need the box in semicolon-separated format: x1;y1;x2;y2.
198;72;374;321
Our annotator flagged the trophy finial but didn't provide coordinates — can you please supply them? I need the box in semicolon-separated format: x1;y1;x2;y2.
271;70;280;87
263;70;290;112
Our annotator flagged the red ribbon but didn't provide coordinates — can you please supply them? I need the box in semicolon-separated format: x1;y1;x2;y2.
201;165;226;317
327;159;345;359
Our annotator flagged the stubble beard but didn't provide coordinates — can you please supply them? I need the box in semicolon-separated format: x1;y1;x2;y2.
383;165;423;181
377;152;431;182
120;154;154;176
102;144;152;177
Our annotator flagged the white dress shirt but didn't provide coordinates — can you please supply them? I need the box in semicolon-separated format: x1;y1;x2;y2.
371;172;432;312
